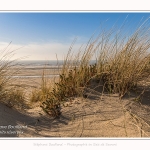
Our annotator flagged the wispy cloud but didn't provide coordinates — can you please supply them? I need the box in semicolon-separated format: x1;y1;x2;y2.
0;41;83;60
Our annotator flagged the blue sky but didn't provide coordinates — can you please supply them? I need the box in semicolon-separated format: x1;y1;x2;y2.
0;12;150;60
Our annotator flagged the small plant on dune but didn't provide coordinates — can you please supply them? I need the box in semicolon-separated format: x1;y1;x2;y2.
4;88;26;108
30;69;56;103
40;41;98;118
40;17;150;118
30;89;43;103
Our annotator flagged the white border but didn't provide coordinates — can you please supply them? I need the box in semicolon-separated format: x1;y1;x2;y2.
0;2;150;149
0;0;150;11
1;138;150;150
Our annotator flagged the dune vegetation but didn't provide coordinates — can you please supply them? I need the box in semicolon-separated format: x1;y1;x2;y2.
39;19;150;118
0;18;150;120
0;44;28;109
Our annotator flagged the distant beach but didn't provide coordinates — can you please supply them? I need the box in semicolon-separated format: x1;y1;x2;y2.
9;60;61;91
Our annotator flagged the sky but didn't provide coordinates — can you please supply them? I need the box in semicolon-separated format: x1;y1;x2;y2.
0;12;150;60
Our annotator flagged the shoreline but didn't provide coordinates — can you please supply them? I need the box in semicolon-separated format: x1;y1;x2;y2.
10;75;59;78
11;65;61;77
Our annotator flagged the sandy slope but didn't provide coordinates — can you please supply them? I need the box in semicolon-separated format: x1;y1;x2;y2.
0;68;150;138
0;92;150;137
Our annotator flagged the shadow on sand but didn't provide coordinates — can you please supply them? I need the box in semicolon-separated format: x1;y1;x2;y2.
0;102;70;137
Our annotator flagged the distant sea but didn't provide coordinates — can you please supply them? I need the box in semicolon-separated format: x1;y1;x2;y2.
15;60;64;67
15;60;96;67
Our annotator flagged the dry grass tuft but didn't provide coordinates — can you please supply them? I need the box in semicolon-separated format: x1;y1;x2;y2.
0;45;27;109
39;18;150;117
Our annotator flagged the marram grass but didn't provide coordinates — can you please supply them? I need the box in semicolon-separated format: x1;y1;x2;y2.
0;47;27;108
37;19;150;117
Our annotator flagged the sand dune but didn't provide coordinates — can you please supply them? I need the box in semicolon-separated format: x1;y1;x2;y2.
0;73;150;137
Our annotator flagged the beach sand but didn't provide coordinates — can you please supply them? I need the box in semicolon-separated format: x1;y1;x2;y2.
9;66;60;95
0;67;150;137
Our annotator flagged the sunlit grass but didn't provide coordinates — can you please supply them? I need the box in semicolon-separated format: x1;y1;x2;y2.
0;45;27;109
34;18;150;118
